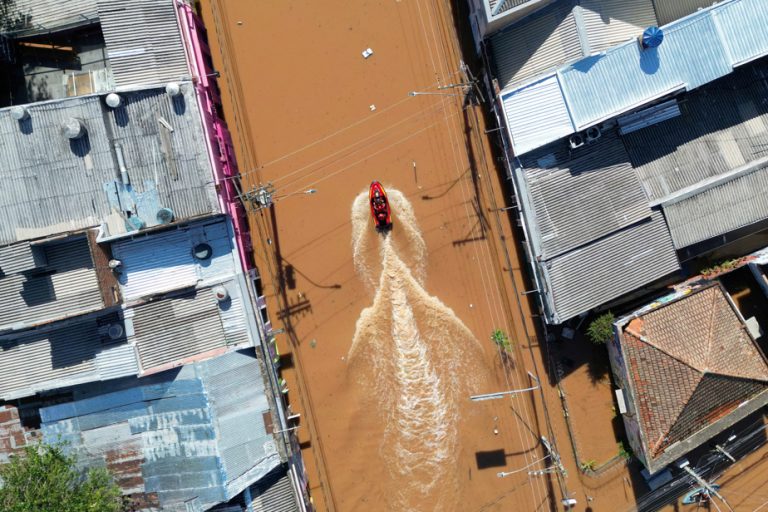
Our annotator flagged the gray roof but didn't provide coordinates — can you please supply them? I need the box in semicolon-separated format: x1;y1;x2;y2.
0;0;98;33
519;133;651;259
99;0;190;89
489;0;657;91
0;84;219;245
0;276;254;399
0;310;137;400
489;1;581;90
0;236;103;332
249;467;299;512
624;66;768;203
132;283;251;373
38;349;280;510
539;212;680;323
662;163;768;248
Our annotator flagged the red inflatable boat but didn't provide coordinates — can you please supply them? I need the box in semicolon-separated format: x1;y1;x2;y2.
369;181;392;232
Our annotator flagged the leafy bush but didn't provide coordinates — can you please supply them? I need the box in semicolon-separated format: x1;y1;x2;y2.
586;312;615;345
0;443;124;512
491;329;512;352
618;441;633;461
579;460;597;472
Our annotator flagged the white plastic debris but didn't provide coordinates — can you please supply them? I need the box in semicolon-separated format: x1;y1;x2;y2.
369;104;376;112
362;47;374;59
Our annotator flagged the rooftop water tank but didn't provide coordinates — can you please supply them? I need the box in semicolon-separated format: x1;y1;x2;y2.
642;26;664;49
105;93;122;108
63;118;86;139
10;105;29;121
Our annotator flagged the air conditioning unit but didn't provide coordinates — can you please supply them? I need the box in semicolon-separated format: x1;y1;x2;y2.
568;133;584;149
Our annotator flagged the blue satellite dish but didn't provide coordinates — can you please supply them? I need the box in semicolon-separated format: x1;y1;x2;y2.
642;26;664;49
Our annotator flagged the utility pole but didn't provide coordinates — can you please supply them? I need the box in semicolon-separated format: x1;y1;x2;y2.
680;462;734;512
241;182;275;211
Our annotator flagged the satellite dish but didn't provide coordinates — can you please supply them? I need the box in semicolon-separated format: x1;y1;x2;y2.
213;285;229;302
10;106;29;121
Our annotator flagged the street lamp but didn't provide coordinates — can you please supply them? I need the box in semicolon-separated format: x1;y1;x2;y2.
470;371;539;402
408;91;463;98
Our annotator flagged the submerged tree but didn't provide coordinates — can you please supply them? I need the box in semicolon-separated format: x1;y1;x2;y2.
0;443;124;512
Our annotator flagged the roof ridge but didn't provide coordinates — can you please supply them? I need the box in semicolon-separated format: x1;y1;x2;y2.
637;334;704;375
649;370;704;457
704;286;718;373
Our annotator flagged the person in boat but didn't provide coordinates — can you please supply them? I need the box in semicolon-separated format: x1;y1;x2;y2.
372;191;388;222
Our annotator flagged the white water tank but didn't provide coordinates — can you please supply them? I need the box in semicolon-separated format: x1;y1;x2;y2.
166;82;182;97
63;118;86;139
105;93;122;108
10;105;29;121
213;285;229;302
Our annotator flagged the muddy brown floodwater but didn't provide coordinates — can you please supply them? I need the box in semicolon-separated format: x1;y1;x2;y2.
195;0;605;511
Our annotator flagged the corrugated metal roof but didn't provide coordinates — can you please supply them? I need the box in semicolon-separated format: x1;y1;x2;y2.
581;0;657;53
500;0;768;156
0;311;137;400
520;134;651;259
488;0;534;17
0;242;38;275
540;212;680;323
249;467;299;512
132;287;226;371
98;0;190;89
653;0;720;26
0;85;219;245
37;349;279;510
0;237;103;331
625;65;768;202
662;165;768;248
489;2;581;90
561;10;731;129
1;0;98;33
112;218;237;302
203;351;279;498
501;74;575;155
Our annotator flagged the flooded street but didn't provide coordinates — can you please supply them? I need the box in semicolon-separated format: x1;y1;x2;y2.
197;0;554;510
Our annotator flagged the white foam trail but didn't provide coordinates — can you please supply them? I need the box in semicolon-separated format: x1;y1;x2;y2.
348;188;484;511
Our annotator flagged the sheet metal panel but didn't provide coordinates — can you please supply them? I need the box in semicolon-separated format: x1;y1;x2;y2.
624;67;768;202
490;2;581;90
581;0;657;53
663;166;768;248
112;219;235;301
714;0;768;65
0;314;136;399
38;350;276;510
560;11;732;130
98;0;190;88
1;0;98;31
0;85;218;245
249;468;299;512
521;134;650;259
203;351;278;497
0;242;36;275
653;0;718;25
541;212;680;323
132;287;227;371
501;74;574;155
0;238;103;330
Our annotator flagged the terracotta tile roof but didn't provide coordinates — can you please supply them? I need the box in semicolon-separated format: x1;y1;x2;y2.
621;285;768;461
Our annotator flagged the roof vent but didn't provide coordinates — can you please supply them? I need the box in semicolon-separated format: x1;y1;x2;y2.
63;117;86;139
212;285;229;302
126;216;146;231
586;126;601;143
193;242;213;260
105;93;122;108
10;105;29;121
107;323;124;340
641;26;664;49
568;133;584;149
166;82;182;97
108;259;122;270
156;208;174;224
